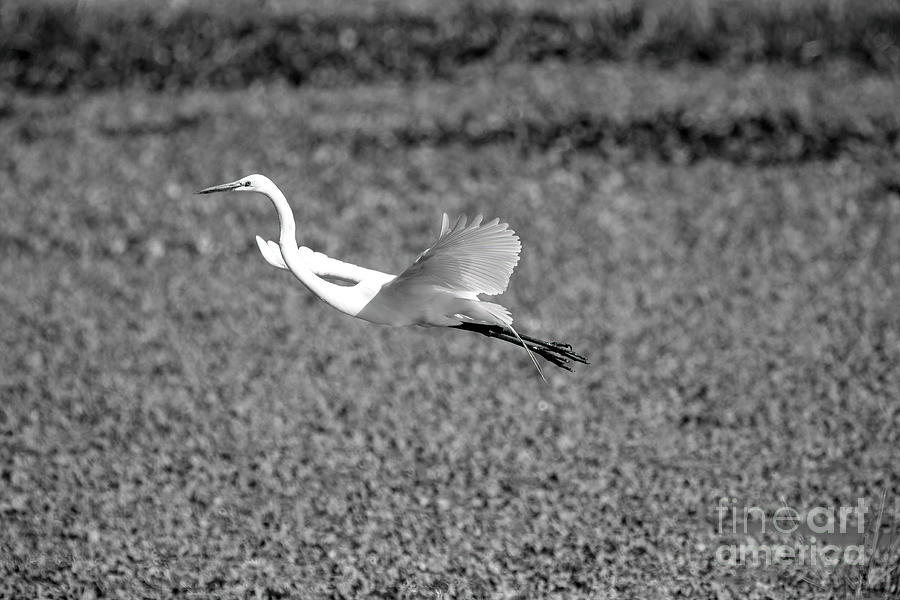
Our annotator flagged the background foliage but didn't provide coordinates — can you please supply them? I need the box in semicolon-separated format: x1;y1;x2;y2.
2;0;900;92
1;0;898;598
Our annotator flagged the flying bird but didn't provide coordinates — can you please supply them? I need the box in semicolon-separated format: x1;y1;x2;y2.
196;174;588;377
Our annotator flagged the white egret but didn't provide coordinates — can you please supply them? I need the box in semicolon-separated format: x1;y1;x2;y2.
196;174;588;377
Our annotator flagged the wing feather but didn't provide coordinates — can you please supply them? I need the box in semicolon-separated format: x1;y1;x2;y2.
386;213;521;296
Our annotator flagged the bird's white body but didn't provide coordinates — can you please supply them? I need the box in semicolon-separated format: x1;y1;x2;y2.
258;232;517;329
197;173;550;375
206;174;519;328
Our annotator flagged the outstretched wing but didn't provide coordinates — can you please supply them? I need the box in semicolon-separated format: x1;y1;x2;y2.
385;214;521;296
255;235;395;286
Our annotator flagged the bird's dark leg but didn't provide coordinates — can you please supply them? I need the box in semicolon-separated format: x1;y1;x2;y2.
451;323;589;371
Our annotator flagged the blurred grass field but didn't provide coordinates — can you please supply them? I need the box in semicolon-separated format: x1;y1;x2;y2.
2;1;900;598
3;0;899;92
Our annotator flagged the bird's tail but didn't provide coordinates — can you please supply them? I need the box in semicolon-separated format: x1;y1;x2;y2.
472;301;546;381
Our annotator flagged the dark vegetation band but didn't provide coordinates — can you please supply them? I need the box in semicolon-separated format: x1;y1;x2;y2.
2;0;899;93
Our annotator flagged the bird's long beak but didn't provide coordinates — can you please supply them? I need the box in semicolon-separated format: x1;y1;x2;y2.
195;180;242;195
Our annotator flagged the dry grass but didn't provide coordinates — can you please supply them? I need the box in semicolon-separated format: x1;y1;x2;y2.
1;4;898;598
2;0;899;92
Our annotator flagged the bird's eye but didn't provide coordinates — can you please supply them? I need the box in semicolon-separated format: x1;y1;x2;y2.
244;181;251;187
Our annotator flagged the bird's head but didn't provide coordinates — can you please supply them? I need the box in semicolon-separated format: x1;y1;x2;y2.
195;173;273;195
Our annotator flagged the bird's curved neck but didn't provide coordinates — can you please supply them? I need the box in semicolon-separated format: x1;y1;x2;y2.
266;183;297;250
260;183;368;317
